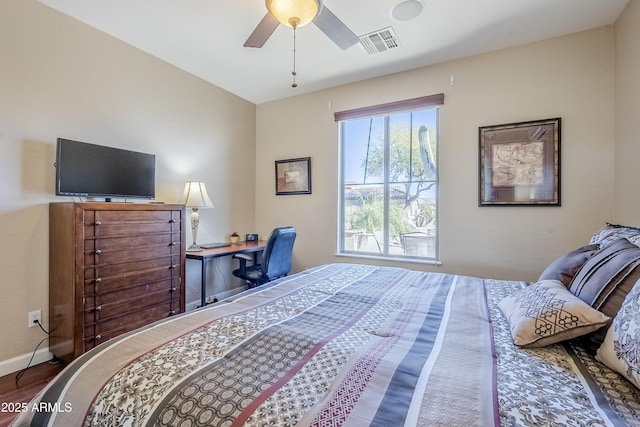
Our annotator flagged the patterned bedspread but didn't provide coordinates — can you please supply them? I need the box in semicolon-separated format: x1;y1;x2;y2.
14;263;640;426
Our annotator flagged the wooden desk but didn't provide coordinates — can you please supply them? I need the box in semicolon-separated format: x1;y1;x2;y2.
186;240;267;308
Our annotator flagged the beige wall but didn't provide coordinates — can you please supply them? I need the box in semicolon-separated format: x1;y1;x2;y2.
0;1;255;370
614;0;640;226
256;27;616;282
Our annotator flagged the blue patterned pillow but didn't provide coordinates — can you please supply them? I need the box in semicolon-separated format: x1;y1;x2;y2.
499;280;610;348
590;223;640;247
597;279;640;389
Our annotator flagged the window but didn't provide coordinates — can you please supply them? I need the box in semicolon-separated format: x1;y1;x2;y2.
336;94;443;262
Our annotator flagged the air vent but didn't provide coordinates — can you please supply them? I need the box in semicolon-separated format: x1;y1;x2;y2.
359;27;399;55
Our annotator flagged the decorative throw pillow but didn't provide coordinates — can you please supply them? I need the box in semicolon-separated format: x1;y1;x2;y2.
590;223;640;247
596;279;640;389
498;280;610;348
569;238;640;316
568;238;640;348
538;244;600;287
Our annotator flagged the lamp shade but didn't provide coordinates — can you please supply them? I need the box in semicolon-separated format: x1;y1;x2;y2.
266;0;322;28
179;181;214;208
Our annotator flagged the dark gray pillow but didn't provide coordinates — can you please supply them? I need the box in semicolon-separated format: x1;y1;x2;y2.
569;238;640;347
539;244;600;287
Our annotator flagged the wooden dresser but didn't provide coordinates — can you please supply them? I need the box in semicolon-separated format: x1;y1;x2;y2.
49;202;185;363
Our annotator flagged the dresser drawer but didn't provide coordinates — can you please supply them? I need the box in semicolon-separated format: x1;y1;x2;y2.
84;264;181;295
84;254;181;282
85;278;181;307
84;243;181;267
85;221;177;238
84;282;179;323
83;210;181;238
83;301;179;351
84;232;181;252
85;209;178;224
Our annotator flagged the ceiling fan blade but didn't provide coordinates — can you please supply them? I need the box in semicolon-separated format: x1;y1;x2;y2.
244;13;280;48
313;6;359;50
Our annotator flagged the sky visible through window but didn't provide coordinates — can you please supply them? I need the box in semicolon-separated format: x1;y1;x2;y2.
343;109;437;184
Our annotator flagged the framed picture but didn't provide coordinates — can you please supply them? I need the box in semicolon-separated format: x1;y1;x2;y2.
275;157;312;195
479;117;560;206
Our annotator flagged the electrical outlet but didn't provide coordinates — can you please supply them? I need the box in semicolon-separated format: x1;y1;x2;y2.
28;310;41;328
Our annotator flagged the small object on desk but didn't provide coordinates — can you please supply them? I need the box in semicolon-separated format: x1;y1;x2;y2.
230;232;240;244
246;233;259;242
199;242;231;249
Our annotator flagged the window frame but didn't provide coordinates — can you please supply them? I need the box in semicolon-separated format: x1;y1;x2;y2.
335;94;444;263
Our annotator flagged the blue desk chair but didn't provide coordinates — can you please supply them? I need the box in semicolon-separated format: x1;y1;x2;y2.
232;226;296;287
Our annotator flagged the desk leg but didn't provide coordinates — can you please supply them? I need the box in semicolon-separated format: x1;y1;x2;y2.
201;258;208;308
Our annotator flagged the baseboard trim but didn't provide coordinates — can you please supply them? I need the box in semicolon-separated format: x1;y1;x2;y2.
186;285;248;311
0;347;53;377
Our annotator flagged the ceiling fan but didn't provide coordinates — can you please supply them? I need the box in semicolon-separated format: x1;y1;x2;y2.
244;0;360;50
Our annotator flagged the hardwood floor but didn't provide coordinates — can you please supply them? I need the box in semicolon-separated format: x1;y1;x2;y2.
0;360;65;427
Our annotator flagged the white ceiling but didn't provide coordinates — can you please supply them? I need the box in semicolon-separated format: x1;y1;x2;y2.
38;0;629;105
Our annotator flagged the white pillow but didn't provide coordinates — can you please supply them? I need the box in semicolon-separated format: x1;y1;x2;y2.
596;279;640;389
499;280;610;348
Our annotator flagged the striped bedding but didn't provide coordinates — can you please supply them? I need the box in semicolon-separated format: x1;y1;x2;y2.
15;263;640;426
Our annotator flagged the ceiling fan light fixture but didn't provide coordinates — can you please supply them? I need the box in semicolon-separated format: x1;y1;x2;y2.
266;0;323;28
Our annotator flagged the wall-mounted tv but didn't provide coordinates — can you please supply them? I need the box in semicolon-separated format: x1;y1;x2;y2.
55;138;156;201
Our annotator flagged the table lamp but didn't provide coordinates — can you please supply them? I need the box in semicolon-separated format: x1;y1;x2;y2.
179;181;214;252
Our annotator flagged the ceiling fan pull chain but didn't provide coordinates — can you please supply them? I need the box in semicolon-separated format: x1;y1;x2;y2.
291;23;298;88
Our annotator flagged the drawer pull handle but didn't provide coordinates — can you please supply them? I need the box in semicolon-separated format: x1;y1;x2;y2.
95;306;102;311
95;249;102;255
95;334;102;340
95;278;102;283
95;221;102;226
169;219;176;223
169;264;177;269
171;287;177;292
170;310;176;315
170;242;177;246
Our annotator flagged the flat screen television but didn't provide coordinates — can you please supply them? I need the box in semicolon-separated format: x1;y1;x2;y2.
55;138;156;201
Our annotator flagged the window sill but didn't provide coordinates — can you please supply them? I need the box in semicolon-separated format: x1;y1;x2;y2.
335;252;442;266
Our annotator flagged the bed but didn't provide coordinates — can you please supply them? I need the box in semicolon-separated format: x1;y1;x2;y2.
14;224;640;426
